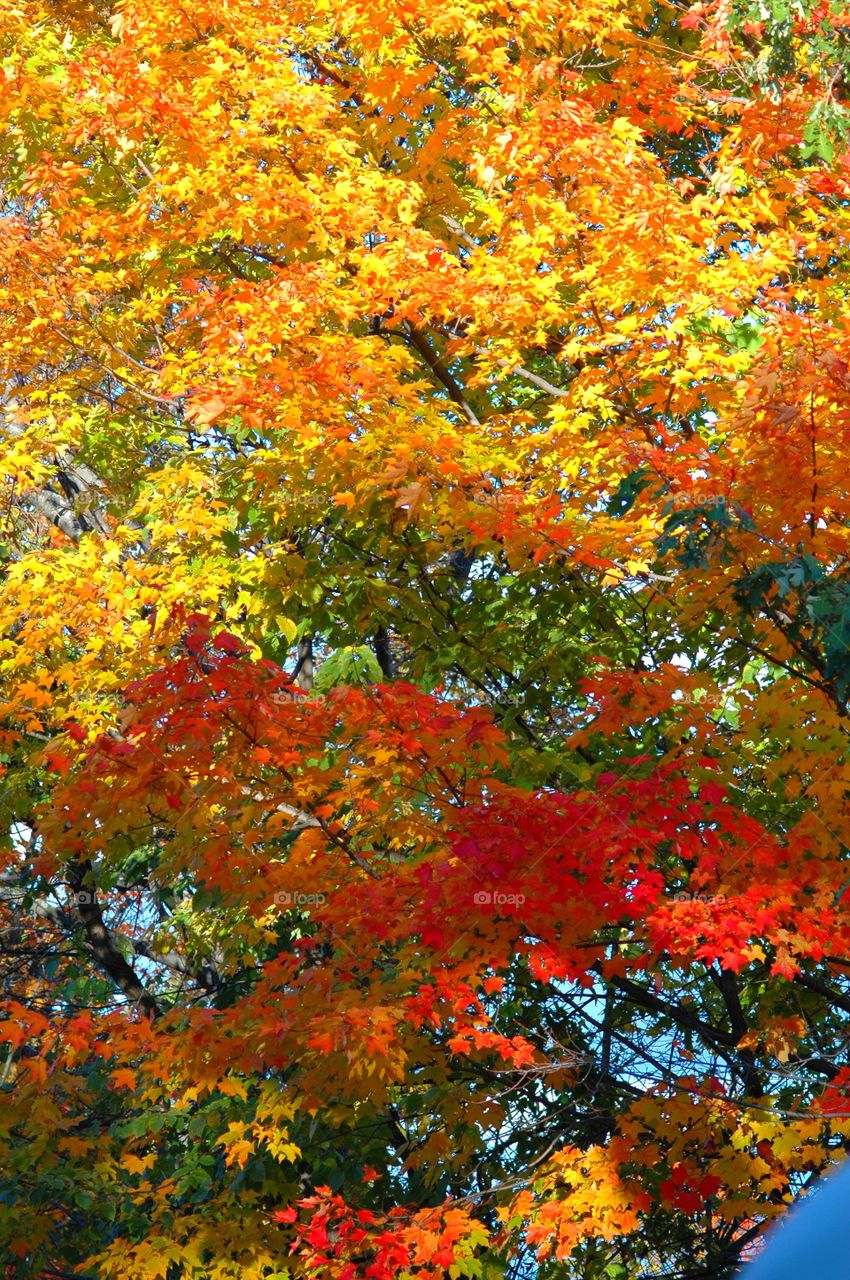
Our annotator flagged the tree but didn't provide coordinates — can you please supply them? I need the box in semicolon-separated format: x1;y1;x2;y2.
3;0;850;1275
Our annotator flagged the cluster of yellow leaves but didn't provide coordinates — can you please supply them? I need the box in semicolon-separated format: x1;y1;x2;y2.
509;1144;649;1261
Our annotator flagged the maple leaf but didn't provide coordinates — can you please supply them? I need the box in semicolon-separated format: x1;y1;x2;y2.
273;1207;299;1224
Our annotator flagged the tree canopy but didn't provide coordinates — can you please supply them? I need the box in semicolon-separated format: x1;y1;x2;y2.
4;0;850;1276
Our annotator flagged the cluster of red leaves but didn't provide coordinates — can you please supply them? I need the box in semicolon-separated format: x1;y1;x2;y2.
659;1162;723;1215
272;1191;483;1280
43;624;850;1003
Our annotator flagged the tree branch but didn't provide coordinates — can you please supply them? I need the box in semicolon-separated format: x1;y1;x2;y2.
67;861;159;1021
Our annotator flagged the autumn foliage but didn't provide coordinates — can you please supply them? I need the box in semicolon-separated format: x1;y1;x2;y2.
5;0;850;1275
